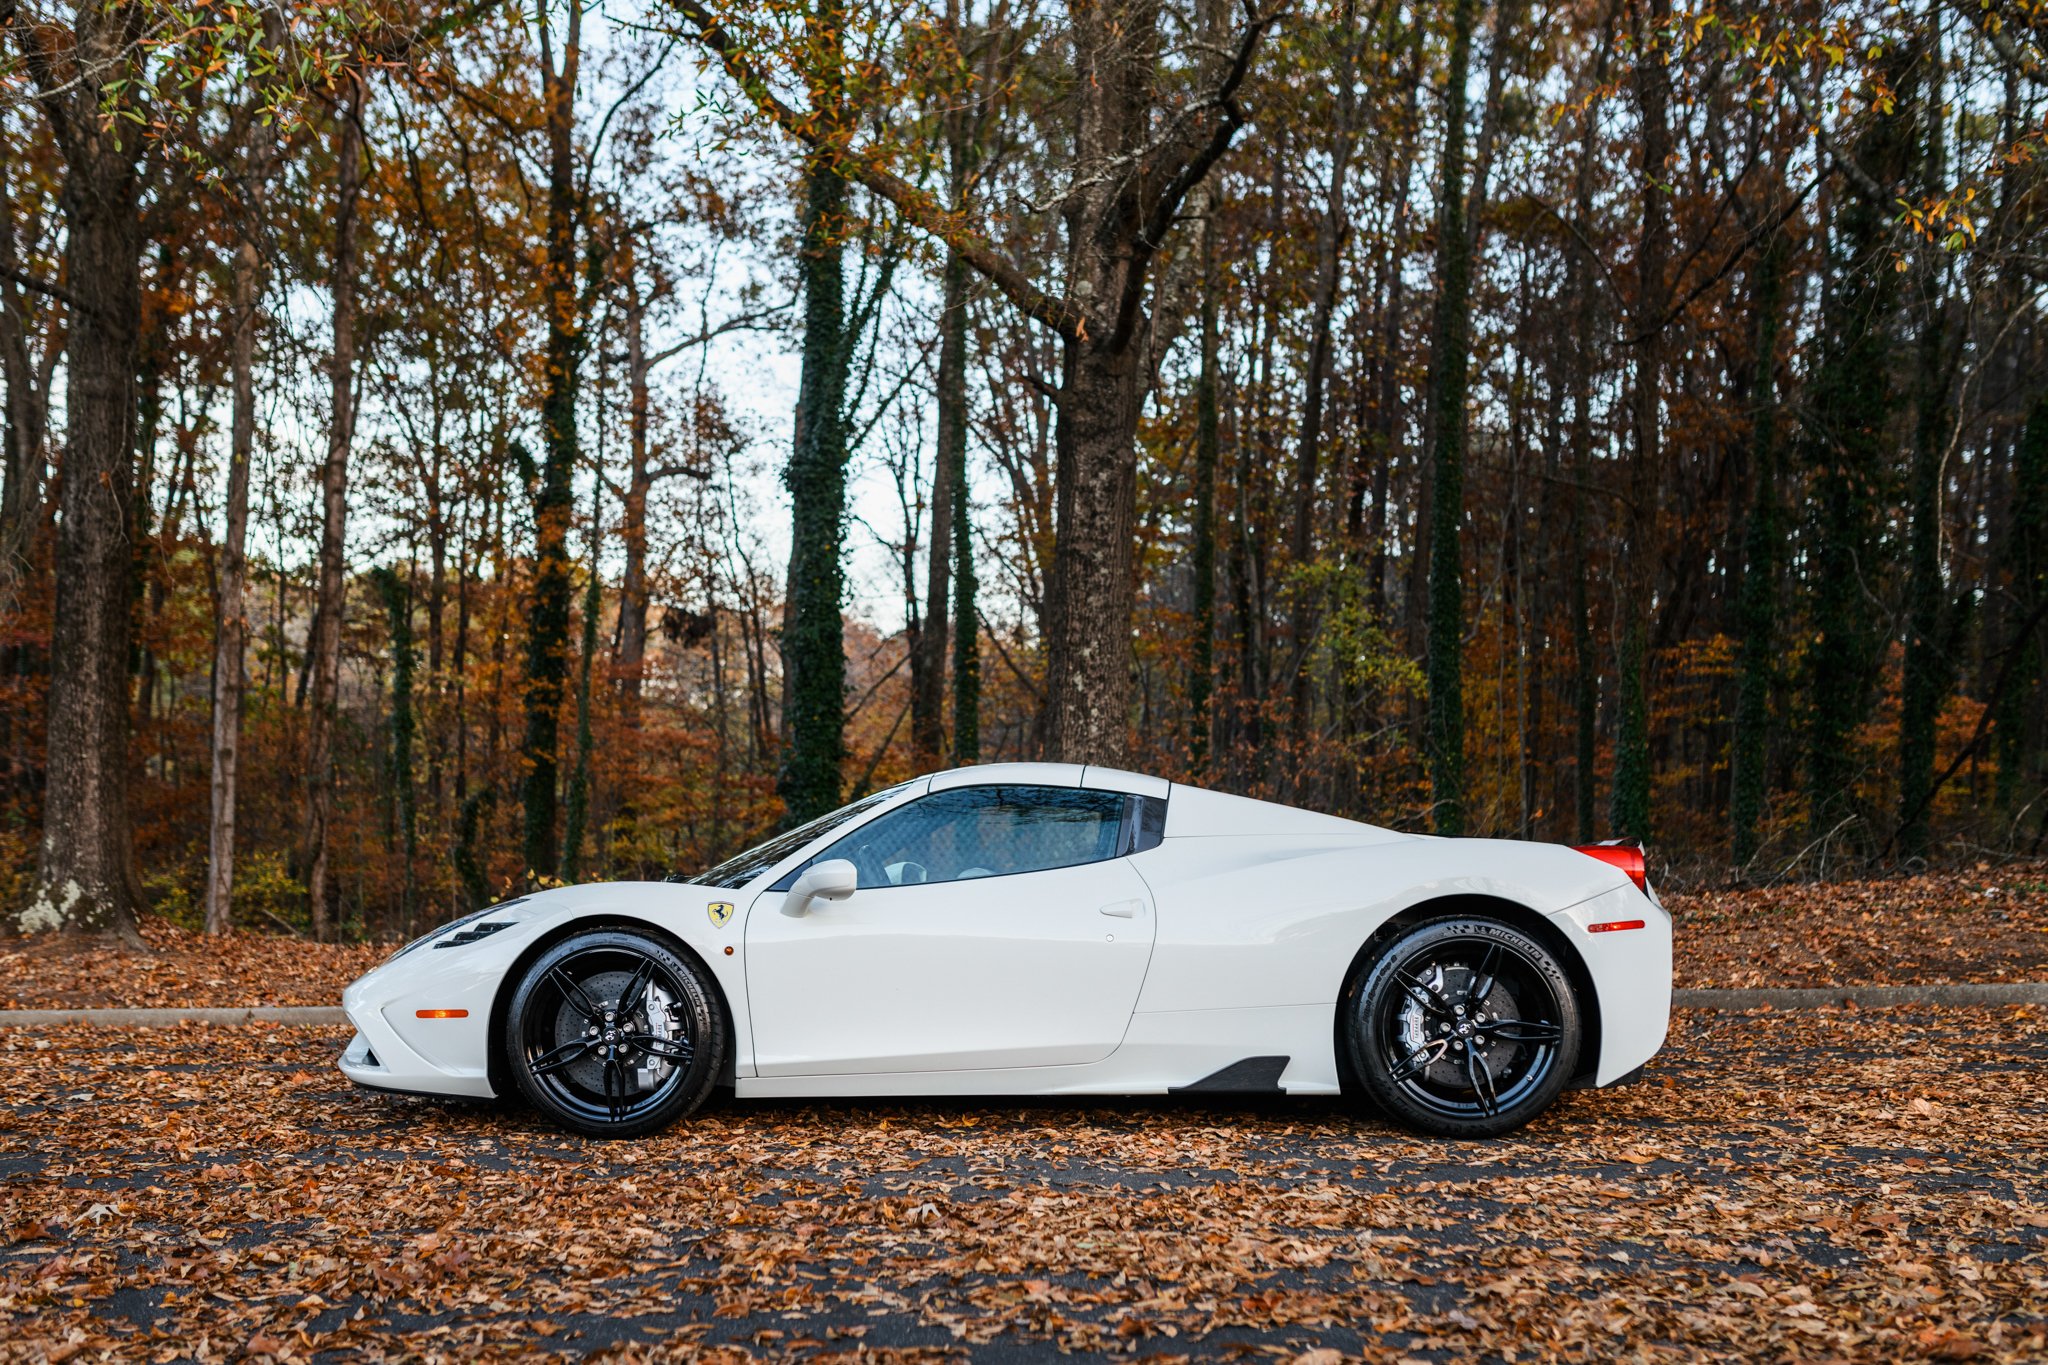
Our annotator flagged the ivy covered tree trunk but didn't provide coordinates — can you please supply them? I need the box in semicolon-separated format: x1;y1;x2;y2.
16;0;147;940
779;151;852;822
520;0;585;877
676;0;1272;771
1611;0;1671;848
1730;233;1785;871
1802;47;1915;850
1422;0;1478;836
1562;14;1612;844
1995;394;2048;824
1897;66;1954;865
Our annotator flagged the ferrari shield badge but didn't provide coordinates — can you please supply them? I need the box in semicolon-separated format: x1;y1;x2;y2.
707;901;735;929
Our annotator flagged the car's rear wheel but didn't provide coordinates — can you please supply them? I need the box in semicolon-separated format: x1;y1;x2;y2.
1346;917;1580;1138
504;928;725;1138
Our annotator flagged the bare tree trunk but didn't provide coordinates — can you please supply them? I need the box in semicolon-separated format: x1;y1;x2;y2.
616;275;654;724
0;135;54;617
1188;199;1220;774
203;54;281;936
914;244;966;765
203;233;262;934
1285;0;1363;742
304;81;366;942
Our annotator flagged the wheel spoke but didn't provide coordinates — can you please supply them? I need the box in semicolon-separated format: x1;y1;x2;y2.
529;1036;593;1076
1393;968;1455;1020
602;1055;628;1121
1464;1045;1499;1117
1387;1042;1444;1084
1466;942;1502;1008
625;1033;692;1065
615;956;658;1019
1478;1018;1563;1044
549;967;603;1022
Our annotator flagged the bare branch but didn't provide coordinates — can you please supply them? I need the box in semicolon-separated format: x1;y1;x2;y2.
668;0;1078;339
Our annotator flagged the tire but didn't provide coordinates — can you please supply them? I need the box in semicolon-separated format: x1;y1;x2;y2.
1345;916;1581;1138
503;928;727;1138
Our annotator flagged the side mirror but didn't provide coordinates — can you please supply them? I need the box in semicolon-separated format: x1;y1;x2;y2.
782;858;858;917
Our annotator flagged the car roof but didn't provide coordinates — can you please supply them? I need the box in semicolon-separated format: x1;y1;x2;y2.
925;762;1169;798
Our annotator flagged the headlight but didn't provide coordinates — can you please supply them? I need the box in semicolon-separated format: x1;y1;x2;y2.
384;899;528;963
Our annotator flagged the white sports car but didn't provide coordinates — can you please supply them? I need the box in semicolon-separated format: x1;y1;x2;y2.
339;763;1671;1138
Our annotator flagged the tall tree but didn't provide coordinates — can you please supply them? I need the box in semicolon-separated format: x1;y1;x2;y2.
1284;0;1364;743
1423;0;1479;835
951;327;981;765
372;566;419;923
777;7;856;823
910;11;976;766
1801;44;1918;850
1609;0;1671;846
11;0;149;940
1729;231;1787;870
303;77;366;941
674;0;1279;766
204;20;284;934
1188;200;1220;774
0;113;59;618
1897;35;1956;863
520;0;590;875
1994;394;2048;828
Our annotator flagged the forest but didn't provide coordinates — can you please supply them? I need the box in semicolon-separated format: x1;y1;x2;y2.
1;0;2044;944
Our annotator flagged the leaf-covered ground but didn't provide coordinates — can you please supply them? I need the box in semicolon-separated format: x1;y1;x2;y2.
1;1005;2042;1363
1662;867;2048;988
0;919;387;1010
3;866;2043;1010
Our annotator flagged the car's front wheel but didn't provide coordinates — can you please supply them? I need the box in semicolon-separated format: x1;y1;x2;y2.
504;928;726;1138
1346;916;1581;1138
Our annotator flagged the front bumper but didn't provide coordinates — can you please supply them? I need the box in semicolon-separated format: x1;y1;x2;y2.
336;926;527;1100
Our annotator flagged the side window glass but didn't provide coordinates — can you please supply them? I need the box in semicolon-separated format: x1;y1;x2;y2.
787;785;1130;890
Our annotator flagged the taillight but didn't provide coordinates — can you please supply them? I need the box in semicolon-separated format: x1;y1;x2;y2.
1573;841;1648;895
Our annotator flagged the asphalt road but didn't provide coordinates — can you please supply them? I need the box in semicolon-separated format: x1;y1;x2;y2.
2;1006;2044;1362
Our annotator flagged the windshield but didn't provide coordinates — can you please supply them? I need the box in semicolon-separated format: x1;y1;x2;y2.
682;784;909;890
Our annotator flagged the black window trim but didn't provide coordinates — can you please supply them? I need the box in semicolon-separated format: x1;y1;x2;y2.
769;782;1170;892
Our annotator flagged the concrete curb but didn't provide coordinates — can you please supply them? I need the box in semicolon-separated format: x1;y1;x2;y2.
1673;984;2048;1009
0;1006;349;1027
0;986;2043;1027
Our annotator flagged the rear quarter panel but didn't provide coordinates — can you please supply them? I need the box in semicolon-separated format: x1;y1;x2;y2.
1125;827;1668;1087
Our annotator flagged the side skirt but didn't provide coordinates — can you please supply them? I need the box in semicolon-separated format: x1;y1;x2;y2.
1167;1055;1291;1095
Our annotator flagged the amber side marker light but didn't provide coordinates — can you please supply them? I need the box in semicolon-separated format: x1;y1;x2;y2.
416;1009;469;1019
1587;920;1647;934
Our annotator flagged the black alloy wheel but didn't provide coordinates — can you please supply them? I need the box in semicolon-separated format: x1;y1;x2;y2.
505;928;725;1138
1347;917;1581;1138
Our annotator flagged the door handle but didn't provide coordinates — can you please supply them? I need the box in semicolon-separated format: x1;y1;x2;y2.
1098;900;1141;919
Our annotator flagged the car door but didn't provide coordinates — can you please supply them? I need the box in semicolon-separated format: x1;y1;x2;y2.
743;784;1158;1077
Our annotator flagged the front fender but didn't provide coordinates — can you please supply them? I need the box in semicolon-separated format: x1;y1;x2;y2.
338;882;754;1099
